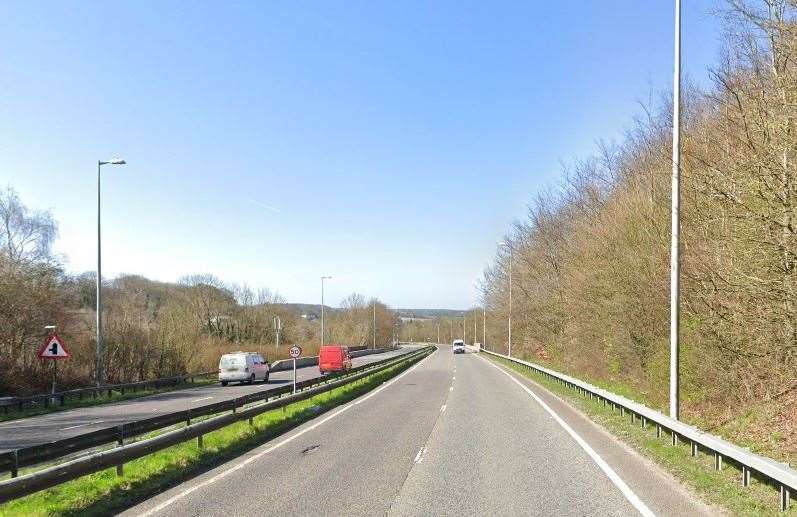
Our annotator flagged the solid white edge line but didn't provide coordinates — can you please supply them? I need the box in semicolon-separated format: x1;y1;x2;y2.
137;349;436;517
61;421;103;431
477;355;656;517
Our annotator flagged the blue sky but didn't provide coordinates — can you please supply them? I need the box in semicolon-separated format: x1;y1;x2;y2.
1;1;722;309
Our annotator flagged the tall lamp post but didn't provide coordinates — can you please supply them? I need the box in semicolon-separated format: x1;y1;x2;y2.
670;0;682;420
372;302;377;349
499;241;513;357
96;158;126;387
320;276;332;347
482;306;486;350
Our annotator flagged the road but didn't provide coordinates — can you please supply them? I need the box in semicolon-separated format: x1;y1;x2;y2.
0;347;412;452
124;346;716;517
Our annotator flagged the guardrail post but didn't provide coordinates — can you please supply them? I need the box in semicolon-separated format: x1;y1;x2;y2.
11;451;18;478
714;452;723;470
248;416;254;426
620;407;625;417
742;466;751;487
186;409;191;426
630;413;636;424
116;426;125;476
781;485;791;511
60;395;65;406
656;424;662;438
691;441;698;457
197;434;204;449
642;417;648;429
672;431;678;446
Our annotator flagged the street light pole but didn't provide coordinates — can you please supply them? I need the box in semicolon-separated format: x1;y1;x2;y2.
96;158;125;387
482;306;486;350
321;276;331;347
499;241;513;357
670;0;682;421
372;303;376;349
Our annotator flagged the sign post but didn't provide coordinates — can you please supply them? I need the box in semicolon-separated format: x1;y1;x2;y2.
274;316;282;351
38;331;70;400
289;346;301;393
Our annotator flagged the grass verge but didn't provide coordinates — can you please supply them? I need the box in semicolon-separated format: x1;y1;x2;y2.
486;354;795;517
0;352;426;517
0;378;218;424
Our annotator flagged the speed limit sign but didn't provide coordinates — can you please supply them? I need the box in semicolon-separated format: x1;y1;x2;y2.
289;346;301;358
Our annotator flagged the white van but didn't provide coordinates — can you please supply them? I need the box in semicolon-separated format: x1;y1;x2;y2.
452;339;465;354
218;352;270;386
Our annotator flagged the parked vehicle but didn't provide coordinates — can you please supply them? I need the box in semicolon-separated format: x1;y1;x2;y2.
319;345;352;374
452;339;465;354
218;352;269;386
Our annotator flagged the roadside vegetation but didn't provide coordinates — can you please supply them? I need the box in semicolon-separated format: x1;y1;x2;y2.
0;188;398;396
463;0;797;468
0;354;423;517
487;354;795;516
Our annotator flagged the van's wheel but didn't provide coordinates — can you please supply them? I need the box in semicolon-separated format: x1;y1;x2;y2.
221;381;228;387
264;372;269;383
248;374;255;384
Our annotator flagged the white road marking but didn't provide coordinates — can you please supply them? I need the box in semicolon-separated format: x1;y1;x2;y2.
191;397;213;403
440;405;447;412
414;446;426;463
137;350;436;516
61;420;104;430
478;355;655;517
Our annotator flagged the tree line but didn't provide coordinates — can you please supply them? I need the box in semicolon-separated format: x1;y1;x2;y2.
477;0;797;457
0;188;397;395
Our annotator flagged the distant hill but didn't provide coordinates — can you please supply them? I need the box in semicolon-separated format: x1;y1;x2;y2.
278;304;464;320
395;308;466;320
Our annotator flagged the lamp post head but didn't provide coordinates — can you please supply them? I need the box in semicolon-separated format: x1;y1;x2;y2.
99;158;126;166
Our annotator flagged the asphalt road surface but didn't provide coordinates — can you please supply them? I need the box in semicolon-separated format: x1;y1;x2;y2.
0;347;413;452
124;346;717;517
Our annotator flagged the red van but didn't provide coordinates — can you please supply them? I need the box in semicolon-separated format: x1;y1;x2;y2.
319;345;352;374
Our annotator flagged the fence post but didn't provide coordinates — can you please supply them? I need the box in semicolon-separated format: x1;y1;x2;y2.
116;426;125;476
781;485;791;512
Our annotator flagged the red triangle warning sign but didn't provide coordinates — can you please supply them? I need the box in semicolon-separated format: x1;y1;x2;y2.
38;333;70;359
